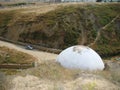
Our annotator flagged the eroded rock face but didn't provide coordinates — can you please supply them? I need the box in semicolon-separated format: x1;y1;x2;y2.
57;45;105;71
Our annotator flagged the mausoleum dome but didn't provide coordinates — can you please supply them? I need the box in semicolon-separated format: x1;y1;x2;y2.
56;45;104;71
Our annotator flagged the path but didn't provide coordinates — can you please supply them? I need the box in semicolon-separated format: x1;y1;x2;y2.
0;40;58;63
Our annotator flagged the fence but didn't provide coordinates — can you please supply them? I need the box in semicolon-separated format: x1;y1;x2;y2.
0;62;35;69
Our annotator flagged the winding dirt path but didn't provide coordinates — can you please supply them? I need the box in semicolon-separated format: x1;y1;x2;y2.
0;40;58;63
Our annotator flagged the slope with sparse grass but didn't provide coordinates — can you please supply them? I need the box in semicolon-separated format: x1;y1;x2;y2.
0;3;119;90
0;3;120;57
2;59;120;90
0;46;35;64
0;37;120;90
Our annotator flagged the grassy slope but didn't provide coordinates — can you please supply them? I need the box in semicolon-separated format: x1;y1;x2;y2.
0;46;35;64
0;3;120;56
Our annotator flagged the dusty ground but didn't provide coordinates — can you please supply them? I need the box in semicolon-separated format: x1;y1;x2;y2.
0;40;120;90
9;74;119;90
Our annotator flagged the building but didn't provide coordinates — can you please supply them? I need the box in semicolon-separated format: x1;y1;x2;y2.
57;45;105;71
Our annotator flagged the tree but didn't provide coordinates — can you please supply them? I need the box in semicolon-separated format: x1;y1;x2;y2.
96;0;102;2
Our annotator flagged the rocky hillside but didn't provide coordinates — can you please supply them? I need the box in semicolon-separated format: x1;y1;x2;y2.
0;3;120;56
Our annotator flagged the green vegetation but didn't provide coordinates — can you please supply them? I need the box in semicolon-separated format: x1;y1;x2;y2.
0;69;19;75
0;11;16;37
0;11;14;28
94;16;120;56
7;2;27;7
82;82;96;90
0;3;120;56
0;2;36;7
0;4;2;7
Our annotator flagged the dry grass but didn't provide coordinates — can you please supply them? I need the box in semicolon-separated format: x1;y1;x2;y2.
0;2;101;14
0;59;120;90
101;59;120;86
20;60;80;81
0;3;120;89
0;46;35;64
9;60;120;90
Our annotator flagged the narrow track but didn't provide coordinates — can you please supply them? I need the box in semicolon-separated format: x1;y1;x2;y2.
0;40;58;63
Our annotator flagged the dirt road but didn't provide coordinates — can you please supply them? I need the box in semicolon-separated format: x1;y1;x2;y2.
0;40;58;63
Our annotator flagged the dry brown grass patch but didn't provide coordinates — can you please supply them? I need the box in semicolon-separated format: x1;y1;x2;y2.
0;46;35;64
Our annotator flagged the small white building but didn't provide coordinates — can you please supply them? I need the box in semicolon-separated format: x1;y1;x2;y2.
61;0;119;2
61;0;96;2
56;45;105;71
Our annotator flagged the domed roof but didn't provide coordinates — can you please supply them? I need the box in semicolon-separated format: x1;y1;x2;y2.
56;45;104;71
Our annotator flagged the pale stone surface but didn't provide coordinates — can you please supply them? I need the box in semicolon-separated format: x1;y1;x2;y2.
57;45;105;71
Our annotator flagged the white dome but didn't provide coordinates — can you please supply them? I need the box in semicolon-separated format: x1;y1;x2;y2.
56;45;105;71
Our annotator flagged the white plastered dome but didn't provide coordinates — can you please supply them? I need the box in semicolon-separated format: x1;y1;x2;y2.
56;45;105;71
